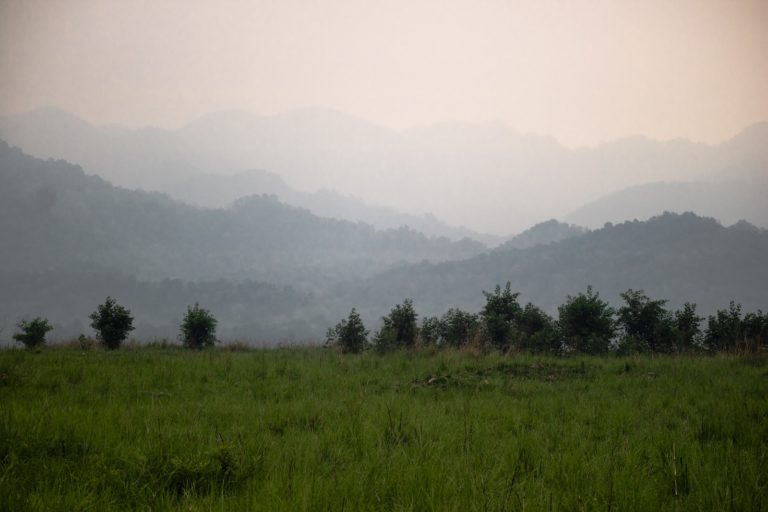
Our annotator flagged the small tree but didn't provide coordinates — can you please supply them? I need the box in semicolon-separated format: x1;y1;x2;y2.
180;303;218;349
481;282;521;351
374;299;418;352
557;286;616;354
672;303;703;352
514;303;559;354
617;289;674;353
89;296;135;350
441;308;479;347
13;317;53;349
330;308;368;354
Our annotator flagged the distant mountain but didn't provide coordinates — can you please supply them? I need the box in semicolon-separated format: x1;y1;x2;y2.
341;213;768;321
170;170;501;244
565;180;768;229
0;140;485;290
2;108;766;234
497;219;588;250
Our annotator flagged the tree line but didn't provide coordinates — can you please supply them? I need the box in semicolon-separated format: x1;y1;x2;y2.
11;297;218;350
328;284;767;355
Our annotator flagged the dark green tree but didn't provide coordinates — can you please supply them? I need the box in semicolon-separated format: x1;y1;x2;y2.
671;302;703;352
180;303;218;349
13;317;53;349
374;299;418;352
441;308;479;347
419;316;443;346
557;286;616;354
89;296;135;350
481;282;521;351
514;303;558;354
617;289;674;353
330;308;369;354
742;310;767;352
704;302;743;352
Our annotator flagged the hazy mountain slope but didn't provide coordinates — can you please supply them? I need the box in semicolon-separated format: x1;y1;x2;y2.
0;140;485;290
171;170;501;244
565;180;768;229
497;219;588;250
2;108;766;234
342;213;768;320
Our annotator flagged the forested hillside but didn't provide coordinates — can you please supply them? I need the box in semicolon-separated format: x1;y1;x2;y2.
0;140;484;289
343;213;768;319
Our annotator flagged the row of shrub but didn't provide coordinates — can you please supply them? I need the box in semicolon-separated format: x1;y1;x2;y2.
11;297;218;350
327;284;767;355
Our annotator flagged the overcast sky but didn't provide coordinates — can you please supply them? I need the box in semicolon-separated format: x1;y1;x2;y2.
1;0;766;147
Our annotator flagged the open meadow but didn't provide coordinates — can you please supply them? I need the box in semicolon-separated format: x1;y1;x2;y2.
1;346;766;511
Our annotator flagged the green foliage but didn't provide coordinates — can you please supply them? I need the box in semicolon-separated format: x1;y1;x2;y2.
705;303;767;353
672;303;703;352
481;282;521;351
12;317;53;349
557;286;616;354
329;308;368;353
374;299;418;352
180;303;218;349
440;308;479;347
89;296;135;350
418;316;442;346
617;289;674;353
704;302;743;352
514;303;559;354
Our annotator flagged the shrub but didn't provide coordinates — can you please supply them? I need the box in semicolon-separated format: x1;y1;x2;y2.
12;317;53;349
481;282;521;351
89;297;135;350
557;286;616;354
180;303;218;349
374;299;418;352
329;308;368;354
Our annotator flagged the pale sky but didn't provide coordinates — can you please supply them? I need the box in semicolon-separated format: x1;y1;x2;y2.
1;0;766;147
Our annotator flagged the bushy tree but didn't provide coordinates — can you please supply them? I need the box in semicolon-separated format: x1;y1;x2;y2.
481;282;521;351
671;303;703;352
557;286;616;354
617;289;674;353
89;296;134;350
374;299;418;352
441;308;479;347
742;310;767;352
180;303;218;349
330;308;368;353
13;317;53;349
704;302;743;352
514;303;559;354
419;316;443;346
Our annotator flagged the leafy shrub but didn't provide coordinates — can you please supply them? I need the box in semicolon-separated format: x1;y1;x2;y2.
89;296;135;350
180;303;218;349
12;317;53;349
328;308;368;353
557;286;616;354
374;299;418;352
481;282;521;351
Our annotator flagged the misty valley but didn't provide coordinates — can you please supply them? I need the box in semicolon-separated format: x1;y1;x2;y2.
1;112;767;511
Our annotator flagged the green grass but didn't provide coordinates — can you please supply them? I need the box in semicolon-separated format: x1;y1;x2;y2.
1;346;766;511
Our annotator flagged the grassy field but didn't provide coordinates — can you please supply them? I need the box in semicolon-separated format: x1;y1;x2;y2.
1;346;766;511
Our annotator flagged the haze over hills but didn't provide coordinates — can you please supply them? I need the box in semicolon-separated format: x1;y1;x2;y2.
340;212;768;323
565;180;768;229
1;108;766;235
1;139;766;342
0;140;485;289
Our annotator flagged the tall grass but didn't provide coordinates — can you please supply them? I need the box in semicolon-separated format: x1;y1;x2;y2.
1;347;766;511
